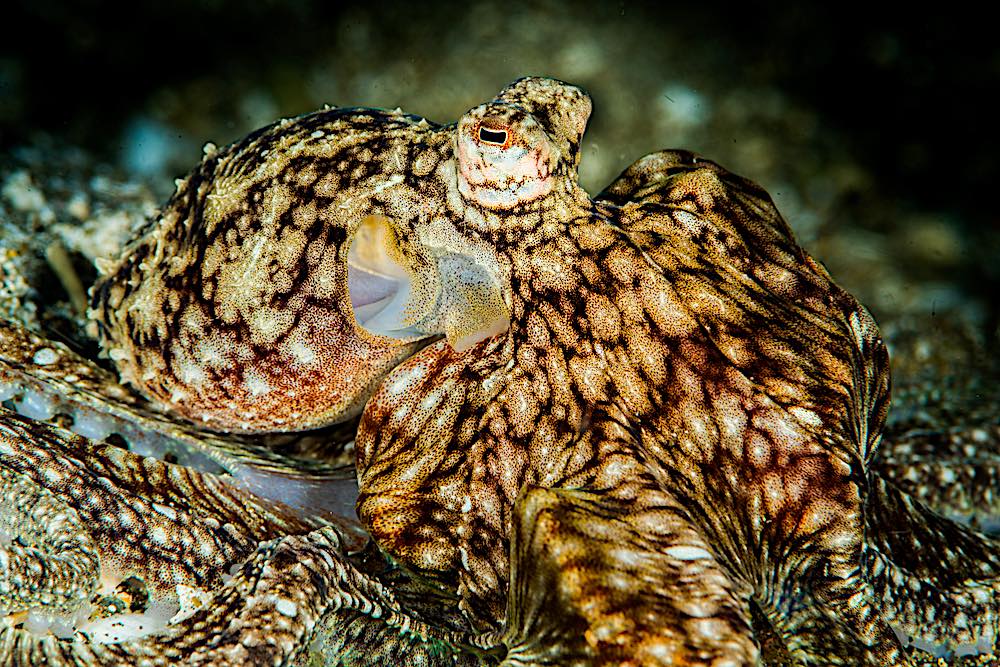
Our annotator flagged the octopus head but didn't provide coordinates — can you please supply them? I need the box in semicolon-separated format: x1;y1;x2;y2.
456;77;592;210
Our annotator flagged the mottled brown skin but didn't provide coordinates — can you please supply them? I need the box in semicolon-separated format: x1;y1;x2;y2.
0;410;480;666
2;78;998;666
88;111;445;433
353;79;1000;664
354;141;897;662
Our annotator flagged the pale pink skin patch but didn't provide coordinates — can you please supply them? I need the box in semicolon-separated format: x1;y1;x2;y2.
457;121;555;210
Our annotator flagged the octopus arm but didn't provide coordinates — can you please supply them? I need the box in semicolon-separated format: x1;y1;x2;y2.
596;149;799;252
864;475;1000;652
1;411;495;665
0;467;100;616
599;151;891;470
501;486;758;666
0;409;335;629
0;409;330;548
0;319;365;517
0;526;482;666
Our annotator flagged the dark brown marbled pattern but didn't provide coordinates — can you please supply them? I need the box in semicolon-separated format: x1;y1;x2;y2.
2;78;997;666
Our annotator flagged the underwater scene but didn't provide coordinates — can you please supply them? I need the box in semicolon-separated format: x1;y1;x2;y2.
1;2;998;665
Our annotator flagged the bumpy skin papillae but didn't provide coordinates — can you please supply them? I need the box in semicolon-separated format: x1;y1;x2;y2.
0;411;483;666
0;409;326;604
356;78;1000;665
0;466;100;617
88;109;450;433
2;77;998;666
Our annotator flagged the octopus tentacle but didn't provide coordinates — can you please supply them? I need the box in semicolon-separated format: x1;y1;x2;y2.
784;565;907;665
865;474;1000;651
866;548;999;657
503;485;758;666
0;468;99;620
356;338;516;629
599;150;907;663
0;320;361;516
0;408;334;600
0;527;482;666
0;409;486;665
769;605;902;667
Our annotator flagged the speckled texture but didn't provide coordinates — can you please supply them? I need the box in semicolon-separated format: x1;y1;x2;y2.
88;112;436;433
0;414;473;665
1;77;998;666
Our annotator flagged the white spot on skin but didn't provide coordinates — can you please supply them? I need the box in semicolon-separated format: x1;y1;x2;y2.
151;502;178;521
676;598;720;619
174;355;206;386
387;365;425;396
749;436;770;469
244;369;271;396
665;545;713;561
416;386;442;410
788;406;822;427
32;347;59;365
689;618;731;640
274;599;298;618
606;546;651;568
286;338;317;366
195;335;228;370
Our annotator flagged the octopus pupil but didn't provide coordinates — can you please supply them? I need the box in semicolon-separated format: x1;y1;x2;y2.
479;127;507;145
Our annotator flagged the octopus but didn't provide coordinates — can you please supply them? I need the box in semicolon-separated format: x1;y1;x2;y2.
1;77;998;666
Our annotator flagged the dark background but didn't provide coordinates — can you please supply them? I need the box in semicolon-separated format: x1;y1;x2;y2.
2;1;998;334
3;2;996;215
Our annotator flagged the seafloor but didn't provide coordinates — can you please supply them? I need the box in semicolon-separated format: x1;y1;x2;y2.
1;2;998;665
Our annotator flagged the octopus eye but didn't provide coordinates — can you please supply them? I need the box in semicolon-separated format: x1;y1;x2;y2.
478;126;508;145
457;110;555;210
